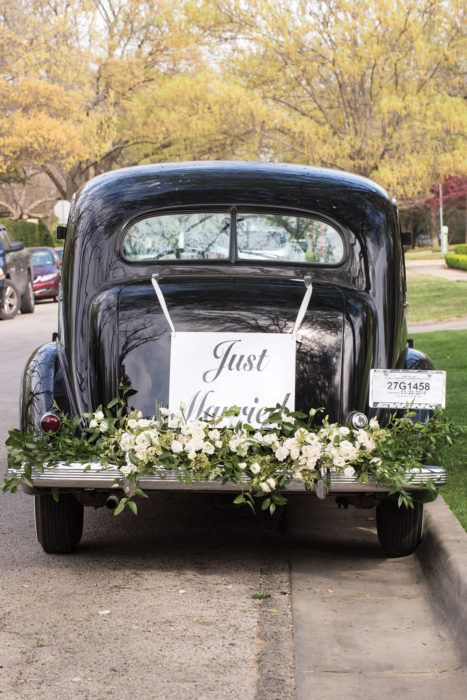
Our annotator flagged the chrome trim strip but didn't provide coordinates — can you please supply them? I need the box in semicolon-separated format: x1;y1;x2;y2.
9;463;447;492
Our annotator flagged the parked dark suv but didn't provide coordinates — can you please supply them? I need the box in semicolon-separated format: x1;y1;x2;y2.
0;224;35;320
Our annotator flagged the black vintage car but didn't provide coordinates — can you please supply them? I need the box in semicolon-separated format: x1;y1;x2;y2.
16;163;446;554
0;224;35;319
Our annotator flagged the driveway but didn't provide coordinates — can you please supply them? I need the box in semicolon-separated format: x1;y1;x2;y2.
406;257;467;282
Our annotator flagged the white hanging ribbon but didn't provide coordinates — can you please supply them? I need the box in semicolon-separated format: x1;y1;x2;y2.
151;274;176;334
151;273;312;339
291;276;313;338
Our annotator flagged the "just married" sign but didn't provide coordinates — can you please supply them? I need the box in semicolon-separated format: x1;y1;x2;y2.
168;332;296;426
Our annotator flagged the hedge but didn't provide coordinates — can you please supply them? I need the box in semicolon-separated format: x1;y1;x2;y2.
445;254;467;272
0;218;53;247
454;244;467;256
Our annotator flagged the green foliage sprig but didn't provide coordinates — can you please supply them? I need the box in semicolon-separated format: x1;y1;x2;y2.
2;390;454;516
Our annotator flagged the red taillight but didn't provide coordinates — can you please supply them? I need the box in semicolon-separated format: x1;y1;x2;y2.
40;412;62;434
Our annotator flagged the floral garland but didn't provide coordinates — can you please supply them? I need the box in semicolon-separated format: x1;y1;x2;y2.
3;391;452;515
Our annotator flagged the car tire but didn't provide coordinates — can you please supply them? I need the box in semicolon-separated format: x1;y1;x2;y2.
20;278;35;314
35;493;84;554
376;498;423;558
0;280;20;320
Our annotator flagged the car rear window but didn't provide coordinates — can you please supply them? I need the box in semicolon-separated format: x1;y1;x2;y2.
236;213;344;264
122;210;344;265
123;213;230;262
31;250;55;265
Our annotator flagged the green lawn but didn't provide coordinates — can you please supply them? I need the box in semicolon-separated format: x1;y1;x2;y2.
413;330;467;528
407;273;467;323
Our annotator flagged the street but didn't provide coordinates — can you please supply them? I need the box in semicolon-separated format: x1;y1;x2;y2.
0;304;465;699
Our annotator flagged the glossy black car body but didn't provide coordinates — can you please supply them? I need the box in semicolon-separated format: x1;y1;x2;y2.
18;162;444;555
0;225;35;320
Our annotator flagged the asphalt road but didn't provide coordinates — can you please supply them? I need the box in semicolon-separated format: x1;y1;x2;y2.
0;303;294;699
0;304;465;699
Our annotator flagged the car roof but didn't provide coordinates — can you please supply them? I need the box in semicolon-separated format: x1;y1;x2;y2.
81;161;391;200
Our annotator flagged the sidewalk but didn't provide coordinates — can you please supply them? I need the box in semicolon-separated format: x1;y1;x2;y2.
409;317;467;334
406;257;467;282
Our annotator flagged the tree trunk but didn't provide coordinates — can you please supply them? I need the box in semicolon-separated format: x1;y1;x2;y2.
430;208;439;247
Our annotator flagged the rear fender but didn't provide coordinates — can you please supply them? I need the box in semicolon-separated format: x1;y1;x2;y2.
20;342;75;432
402;346;436;423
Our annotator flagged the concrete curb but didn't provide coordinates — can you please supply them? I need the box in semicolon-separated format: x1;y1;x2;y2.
417;497;467;658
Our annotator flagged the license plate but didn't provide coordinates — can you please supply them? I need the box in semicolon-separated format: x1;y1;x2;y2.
369;369;446;409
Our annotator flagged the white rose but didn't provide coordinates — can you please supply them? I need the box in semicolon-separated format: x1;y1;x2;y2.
185;440;198;455
99;420;109;433
94;410;104;421
266;477;276;489
263;433;279;446
300;444;320;470
250;462;261;475
369;418;379;429
188;437;204;452
215;440;223;449
238;462;247;471
119;433;132;451
275;445;289;462
135;410;143;419
208;429;220;440
189;424;205;440
333;455;346;468
338;426;350;436
343;466;355;478
160;407;170;416
120;465;132;477
127;419;138;430
171;440;184;454
284;438;300;460
203;442;215;455
259;482;271;493
356;429;376;451
89;419;98;429
137;419;151;428
135;432;151;448
146;429;159;443
338;440;358;461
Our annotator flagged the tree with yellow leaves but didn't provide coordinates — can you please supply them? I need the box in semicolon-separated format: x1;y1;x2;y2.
201;0;466;201
0;0;232;197
0;0;465;207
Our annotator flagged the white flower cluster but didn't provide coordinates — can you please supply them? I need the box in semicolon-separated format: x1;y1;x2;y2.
89;410;109;433
109;407;387;494
171;421;221;460
117;412;162;476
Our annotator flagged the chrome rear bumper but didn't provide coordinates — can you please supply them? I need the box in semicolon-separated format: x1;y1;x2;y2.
13;463;447;493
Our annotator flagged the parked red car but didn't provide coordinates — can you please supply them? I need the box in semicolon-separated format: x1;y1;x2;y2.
29;247;61;301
